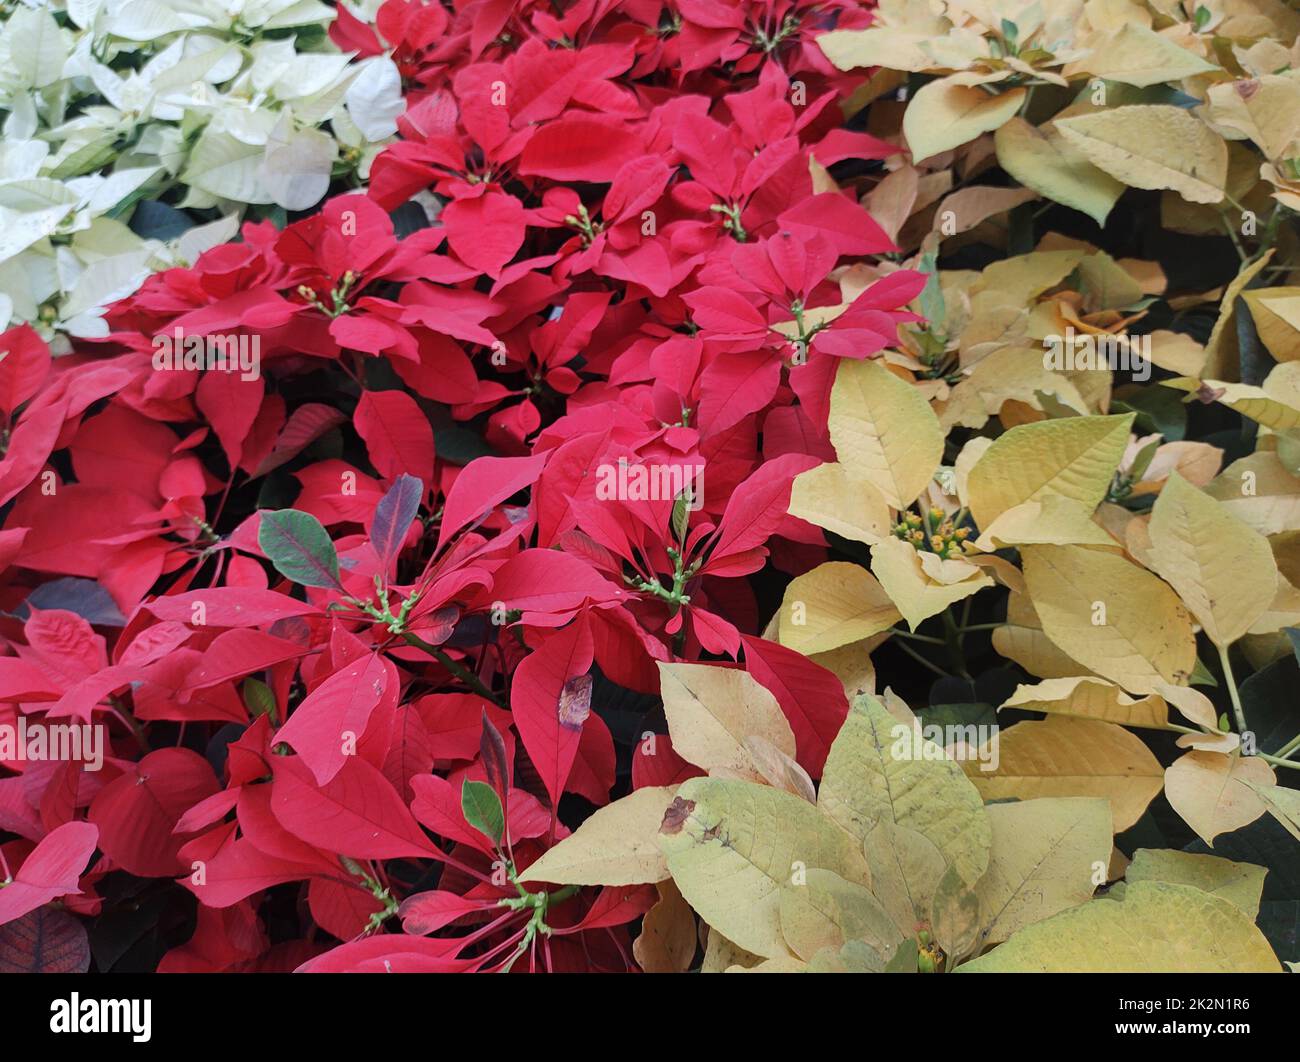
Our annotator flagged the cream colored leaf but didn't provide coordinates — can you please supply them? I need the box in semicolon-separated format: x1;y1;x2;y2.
519;786;676;885
744;735;816;803
994;116;1125;226
658;777;868;959
966;413;1134;528
1204;76;1300;163
829;358;944;509
1126;849;1267;918
788;462;892;544
870;536;992;630
777;561;900;655
1164;751;1273;846
778;867;901;961
819;694;991;886
903;77;1026;164
1055;106;1227;205
657;662;796;782
1068;24;1218;86
959;881;1280;972
964;716;1163;831
1001;676;1170;729
1147;472;1277;646
1241;287;1300;363
974;496;1117;549
1020;544;1197;692
1206;452;1300;536
863;819;949;938
974;797;1113;945
701;928;761;972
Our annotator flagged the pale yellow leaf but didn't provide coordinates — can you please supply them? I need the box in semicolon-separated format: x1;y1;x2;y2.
1055;106;1227;204
829;358;944;509
1020;544;1197;692
658;777;868;959
870;536;992;630
965;413;1134;528
657;662;796;782
1001;676;1170;729
519;786;676;885
959;881;1280;972
1147;472;1278;646
788;462;892;544
964;716;1164;831
777;561;900;655
903;76;1027;164
1126;849;1267;918
975;797;1113;945
819;694;991;886
994;116;1124;225
1164;751;1273;846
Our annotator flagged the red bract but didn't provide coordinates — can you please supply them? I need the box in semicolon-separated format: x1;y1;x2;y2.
0;0;919;973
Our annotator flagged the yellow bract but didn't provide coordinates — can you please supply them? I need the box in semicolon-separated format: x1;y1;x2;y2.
828;358;944;510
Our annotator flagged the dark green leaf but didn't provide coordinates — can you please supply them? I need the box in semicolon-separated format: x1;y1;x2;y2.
258;509;342;589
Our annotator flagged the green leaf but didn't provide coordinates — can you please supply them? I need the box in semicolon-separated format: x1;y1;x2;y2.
461;779;504;846
242;678;278;725
257;509;343;589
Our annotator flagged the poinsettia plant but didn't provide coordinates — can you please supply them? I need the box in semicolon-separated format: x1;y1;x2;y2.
1;0;1299;977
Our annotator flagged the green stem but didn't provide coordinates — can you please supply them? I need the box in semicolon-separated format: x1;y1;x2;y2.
941;610;972;680
890;634;951;679
1274;732;1300;759
400;631;505;707
1217;642;1248;734
889;627;946;646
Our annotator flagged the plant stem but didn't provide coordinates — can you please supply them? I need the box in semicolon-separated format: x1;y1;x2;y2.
890;634;951;678
400;631;505;707
941;609;972;679
1217;643;1248;734
889;627;946;646
1274;732;1300;759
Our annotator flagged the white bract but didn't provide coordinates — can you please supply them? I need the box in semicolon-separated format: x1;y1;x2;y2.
0;0;402;341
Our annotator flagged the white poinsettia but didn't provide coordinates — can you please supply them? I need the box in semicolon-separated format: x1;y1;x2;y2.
0;0;403;340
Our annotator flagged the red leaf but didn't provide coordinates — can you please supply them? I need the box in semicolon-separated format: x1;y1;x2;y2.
442;191;526;278
275;652;393;785
88;749;218;877
741;634;849;777
0;821;98;926
271;756;436;860
146;588;320;627
518;116;644;182
0;325;51;417
399;889;492;935
435;453;547;554
510;616;594;807
355;389;435;486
